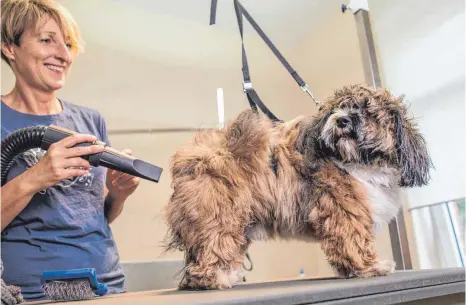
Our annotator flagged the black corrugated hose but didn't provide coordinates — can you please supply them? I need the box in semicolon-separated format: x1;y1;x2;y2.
1;127;48;302
1;126;47;186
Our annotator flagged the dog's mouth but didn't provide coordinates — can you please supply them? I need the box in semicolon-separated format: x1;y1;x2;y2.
321;114;357;143
335;126;354;138
320;112;362;162
334;111;363;141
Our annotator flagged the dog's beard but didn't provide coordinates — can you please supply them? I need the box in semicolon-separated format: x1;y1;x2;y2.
320;112;360;162
337;138;359;162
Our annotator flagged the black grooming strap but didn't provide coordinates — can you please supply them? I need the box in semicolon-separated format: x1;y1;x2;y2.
209;0;218;25
235;0;308;88
233;0;281;122
233;0;317;121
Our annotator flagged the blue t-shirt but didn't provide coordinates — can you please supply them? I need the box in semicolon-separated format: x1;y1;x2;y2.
0;99;126;301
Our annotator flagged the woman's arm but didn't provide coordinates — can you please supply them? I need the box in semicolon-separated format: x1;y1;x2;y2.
1;170;41;231
104;187;126;224
1;133;105;231
104;150;140;224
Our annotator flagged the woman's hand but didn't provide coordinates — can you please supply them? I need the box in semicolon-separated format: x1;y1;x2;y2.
1;133;104;231
105;149;140;201
25;133;105;192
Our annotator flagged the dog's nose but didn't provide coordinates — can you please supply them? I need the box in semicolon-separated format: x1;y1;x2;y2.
336;117;350;128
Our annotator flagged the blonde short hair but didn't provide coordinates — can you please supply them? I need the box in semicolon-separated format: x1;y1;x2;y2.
1;0;84;65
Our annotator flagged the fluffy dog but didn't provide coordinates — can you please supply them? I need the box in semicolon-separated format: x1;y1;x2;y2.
164;84;432;290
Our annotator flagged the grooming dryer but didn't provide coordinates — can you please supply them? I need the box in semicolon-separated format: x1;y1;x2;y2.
1;124;163;186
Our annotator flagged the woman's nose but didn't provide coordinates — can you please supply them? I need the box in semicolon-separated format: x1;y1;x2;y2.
55;43;72;64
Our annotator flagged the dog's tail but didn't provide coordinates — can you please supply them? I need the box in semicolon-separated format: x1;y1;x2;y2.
169;109;273;179
223;109;274;166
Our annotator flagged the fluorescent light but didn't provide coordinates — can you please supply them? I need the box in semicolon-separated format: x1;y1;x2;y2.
217;88;225;128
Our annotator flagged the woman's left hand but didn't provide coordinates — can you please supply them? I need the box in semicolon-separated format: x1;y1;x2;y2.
106;149;140;200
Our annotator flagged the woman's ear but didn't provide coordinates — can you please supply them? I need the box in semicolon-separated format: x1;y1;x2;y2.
1;41;16;63
394;110;433;187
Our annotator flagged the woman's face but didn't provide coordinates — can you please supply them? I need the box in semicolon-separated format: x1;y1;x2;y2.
6;17;75;92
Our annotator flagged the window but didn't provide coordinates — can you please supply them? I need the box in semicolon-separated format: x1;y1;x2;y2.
410;198;465;269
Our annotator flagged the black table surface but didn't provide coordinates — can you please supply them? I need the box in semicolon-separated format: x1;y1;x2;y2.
29;267;465;305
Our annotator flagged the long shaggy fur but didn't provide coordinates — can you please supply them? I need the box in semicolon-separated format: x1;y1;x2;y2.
164;84;432;289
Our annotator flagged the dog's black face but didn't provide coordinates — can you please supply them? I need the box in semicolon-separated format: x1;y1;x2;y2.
319;97;368;163
306;85;432;187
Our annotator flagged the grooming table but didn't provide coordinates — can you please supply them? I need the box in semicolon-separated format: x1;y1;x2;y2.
29;267;465;305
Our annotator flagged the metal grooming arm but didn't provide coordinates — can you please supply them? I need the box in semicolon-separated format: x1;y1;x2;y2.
341;0;413;271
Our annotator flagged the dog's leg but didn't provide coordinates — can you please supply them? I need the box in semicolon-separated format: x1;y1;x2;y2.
166;173;251;290
310;192;395;278
179;232;246;290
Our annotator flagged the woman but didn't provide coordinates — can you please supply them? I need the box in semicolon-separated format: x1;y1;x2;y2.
1;0;140;300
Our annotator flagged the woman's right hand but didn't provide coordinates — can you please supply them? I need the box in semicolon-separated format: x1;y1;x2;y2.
25;134;106;192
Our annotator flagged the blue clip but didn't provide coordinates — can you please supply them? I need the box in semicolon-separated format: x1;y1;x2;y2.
41;268;108;296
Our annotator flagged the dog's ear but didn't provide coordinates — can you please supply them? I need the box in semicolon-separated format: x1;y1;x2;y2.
294;108;334;178
394;110;432;187
299;108;333;153
310;109;333;138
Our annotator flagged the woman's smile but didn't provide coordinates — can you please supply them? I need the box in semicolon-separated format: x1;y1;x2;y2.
44;63;64;73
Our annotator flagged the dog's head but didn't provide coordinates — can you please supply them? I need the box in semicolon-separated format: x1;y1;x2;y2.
309;84;432;187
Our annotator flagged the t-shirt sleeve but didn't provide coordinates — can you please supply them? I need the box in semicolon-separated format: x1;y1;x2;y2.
97;112;111;146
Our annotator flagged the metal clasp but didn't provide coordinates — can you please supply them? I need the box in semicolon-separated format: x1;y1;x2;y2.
243;81;253;92
300;84;321;106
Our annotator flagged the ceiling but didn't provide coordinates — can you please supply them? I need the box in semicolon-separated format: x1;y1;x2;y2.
54;0;345;70
60;0;343;54
107;0;337;46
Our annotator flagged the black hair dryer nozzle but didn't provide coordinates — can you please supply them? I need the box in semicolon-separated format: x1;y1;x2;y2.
41;125;163;183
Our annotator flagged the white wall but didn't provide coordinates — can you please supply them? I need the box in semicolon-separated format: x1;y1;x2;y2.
1;0;397;280
369;0;465;209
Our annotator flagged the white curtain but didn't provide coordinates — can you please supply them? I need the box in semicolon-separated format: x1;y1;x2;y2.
411;200;465;269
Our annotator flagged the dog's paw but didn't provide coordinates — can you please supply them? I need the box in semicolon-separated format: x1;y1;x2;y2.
373;260;396;275
178;269;240;290
214;269;241;289
357;260;396;278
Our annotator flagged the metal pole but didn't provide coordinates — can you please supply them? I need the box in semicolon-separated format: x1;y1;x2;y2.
343;3;413;270
354;10;381;88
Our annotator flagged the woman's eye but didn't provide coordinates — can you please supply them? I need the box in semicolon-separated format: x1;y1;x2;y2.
66;43;72;49
40;38;51;43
